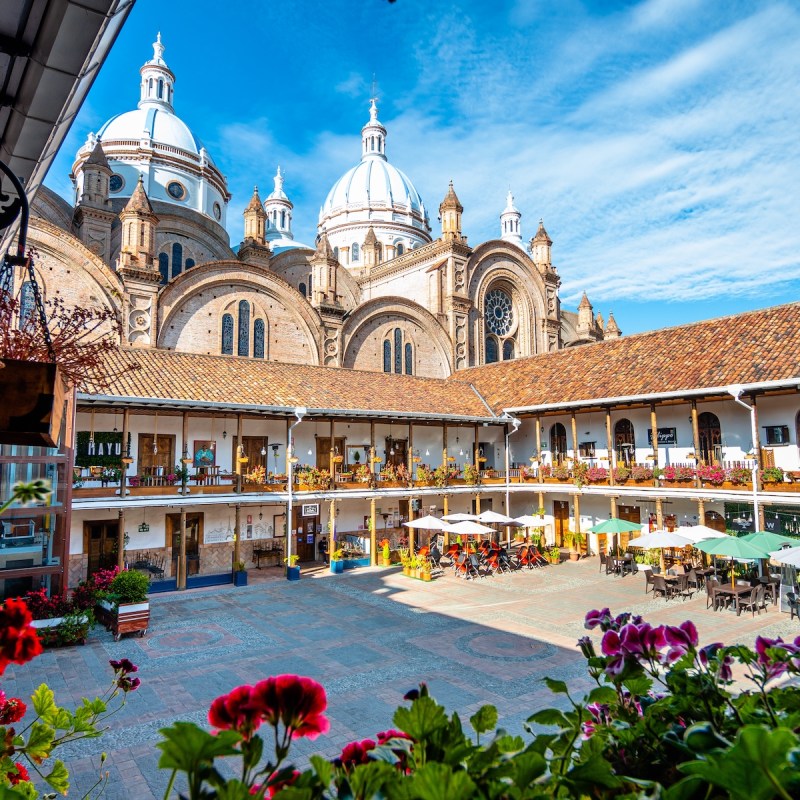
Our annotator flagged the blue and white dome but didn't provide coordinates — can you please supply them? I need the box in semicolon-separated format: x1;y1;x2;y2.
72;34;229;226
317;100;431;268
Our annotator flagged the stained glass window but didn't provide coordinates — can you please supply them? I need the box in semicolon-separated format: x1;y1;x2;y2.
383;340;391;373
394;328;402;373
221;314;234;355
158;252;169;284
396;243;404;255
254;318;265;359
485;336;499;364
502;339;514;360
351;243;360;261
299;282;306;297
18;282;35;329
485;288;513;336
185;258;195;270
238;300;250;356
404;342;413;375
171;243;183;278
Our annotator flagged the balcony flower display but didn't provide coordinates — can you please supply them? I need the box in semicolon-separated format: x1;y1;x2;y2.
551;464;570;481
295;467;331;490
696;464;726;486
245;465;267;484
612;465;631;482
353;463;372;484
415;464;434;483
585;466;608;483
539;464;552;478
630;465;654;482
762;466;785;483
727;466;752;485
661;465;695;482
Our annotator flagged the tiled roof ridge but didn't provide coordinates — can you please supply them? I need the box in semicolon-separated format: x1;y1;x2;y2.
454;300;800;379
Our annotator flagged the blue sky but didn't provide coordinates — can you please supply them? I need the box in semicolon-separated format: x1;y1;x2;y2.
48;0;800;335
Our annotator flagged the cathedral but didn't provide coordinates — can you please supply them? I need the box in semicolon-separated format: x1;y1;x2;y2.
29;34;620;375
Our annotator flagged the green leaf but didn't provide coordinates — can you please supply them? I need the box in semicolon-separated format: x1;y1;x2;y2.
510;750;547;787
25;721;56;763
44;759;70;794
543;677;569;696
0;783;39;800
309;754;333;786
32;683;56;718
586;686;617;705
406;762;477;800
680;725;800;800
393;697;449;741
469;705;498;736
565;753;622;790
156;722;241;773
348;761;397;798
528;708;569;727
663;775;708;800
621;675;653;696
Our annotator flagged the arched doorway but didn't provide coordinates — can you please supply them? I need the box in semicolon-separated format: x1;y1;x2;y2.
614;419;635;466
550;423;567;464
698;412;722;464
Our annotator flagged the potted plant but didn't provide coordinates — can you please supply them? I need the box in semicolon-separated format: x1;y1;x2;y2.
330;548;344;575
463;463;480;486
98;569;150;641
285;554;300;581
569;531;585;561
233;560;248;587
25;588;92;647
399;548;411;575
419;559;432;582
762;466;785;484
380;538;392;567
548;546;561;564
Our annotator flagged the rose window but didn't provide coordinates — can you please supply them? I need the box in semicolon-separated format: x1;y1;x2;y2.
485;289;513;336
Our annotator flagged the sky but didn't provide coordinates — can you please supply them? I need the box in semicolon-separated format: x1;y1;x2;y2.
47;0;800;335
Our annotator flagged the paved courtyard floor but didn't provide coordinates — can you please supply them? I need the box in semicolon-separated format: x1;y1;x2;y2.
6;558;798;798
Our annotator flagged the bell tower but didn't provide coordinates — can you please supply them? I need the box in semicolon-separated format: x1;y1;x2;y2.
72;138;115;263
439;181;463;242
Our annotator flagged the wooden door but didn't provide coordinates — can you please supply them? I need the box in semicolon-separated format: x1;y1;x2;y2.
698;413;721;465
617;505;641;550
166;513;203;576
705;511;726;533
234;436;268;473
385;437;407;468
292;507;319;561
316;437;346;472
85;519;119;576
553;500;569;546
550;425;567;464
138;434;175;474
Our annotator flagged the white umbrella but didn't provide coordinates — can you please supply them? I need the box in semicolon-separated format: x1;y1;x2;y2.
477;510;518;525
628;530;694;549
442;512;479;522
679;525;728;544
403;515;449;530
444;520;495;536
768;545;800;567
514;514;546;527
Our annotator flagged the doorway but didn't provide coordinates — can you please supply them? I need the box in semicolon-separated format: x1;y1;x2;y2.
698;412;722;465
550;424;567;465
235;436;268;473
553;500;569;546
84;519;119;576
614;419;635;466
166;512;203;576
617;505;641;550
385;437;408;468
316;437;346;473
138;433;176;475
292;504;320;562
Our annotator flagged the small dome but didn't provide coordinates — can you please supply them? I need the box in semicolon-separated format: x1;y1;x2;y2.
321;158;423;218
98;107;211;162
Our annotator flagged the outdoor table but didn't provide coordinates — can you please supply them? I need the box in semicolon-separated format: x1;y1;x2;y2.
714;583;752;613
613;557;634;576
253;547;269;569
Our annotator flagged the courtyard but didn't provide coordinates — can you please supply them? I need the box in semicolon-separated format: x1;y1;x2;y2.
5;558;797;799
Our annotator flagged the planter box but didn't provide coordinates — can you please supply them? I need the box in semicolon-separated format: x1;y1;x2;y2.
31;614;90;647
233;570;248;587
763;482;800;492
286;566;301;581
330;560;344;574
98;602;150;641
0;359;66;446
660;480;696;489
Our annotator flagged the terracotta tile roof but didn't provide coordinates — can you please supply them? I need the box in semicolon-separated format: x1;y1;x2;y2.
86;348;498;421
459;302;800;411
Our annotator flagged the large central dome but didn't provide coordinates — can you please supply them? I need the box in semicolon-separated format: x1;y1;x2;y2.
317;100;431;270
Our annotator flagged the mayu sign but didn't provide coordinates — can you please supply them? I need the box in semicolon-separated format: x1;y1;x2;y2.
75;431;124;467
647;428;678;446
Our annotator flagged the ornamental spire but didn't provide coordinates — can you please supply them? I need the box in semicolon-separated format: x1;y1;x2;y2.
361;98;387;161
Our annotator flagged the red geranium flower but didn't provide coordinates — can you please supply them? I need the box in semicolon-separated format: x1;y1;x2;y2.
337;738;376;768
250;675;329;740
0;696;26;724
265;769;300;797
7;761;29;785
208;684;260;739
0;597;43;674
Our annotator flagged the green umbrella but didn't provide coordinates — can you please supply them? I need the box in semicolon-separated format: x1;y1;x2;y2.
741;530;800;552
695;537;770;586
587;518;643;534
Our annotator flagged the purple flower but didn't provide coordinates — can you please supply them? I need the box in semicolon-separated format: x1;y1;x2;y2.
585;608;613;631
109;658;138;675
577;635;596;659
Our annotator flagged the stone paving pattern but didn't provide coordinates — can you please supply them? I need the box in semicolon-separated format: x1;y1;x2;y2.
5;558;798;799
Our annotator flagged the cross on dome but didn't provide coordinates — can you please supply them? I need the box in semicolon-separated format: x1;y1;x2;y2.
152;32;166;64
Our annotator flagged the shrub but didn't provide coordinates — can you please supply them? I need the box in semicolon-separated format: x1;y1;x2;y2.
23;589;73;620
551;464;570;480
463;463;480;485
108;569;149;605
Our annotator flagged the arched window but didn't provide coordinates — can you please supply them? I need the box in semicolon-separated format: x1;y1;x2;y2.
351;242;360;261
485;336;498;364
171;243;183;278
238;300;250;356
376;243;383;263
18;281;35;329
221;314;234;355
333;246;339;261
158;252;169;284
698;412;722;465
502;339;514;360
383;340;391;373
280;210;286;227
393;328;402;373
404;342;413;375
254;319;265;359
148;78;153;94
157;78;164;99
396;243;404;255
299;282;306;297
614;419;635;466
185;258;195;270
550;423;568;464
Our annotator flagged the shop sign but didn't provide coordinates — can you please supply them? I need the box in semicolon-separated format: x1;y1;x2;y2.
302;504;319;517
647;428;677;445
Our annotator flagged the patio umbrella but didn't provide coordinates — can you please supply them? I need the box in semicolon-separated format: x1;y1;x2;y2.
587;517;644;557
403;515;449;552
444;520;496;553
741;530;800;552
679;525;728;544
768;545;800;568
627;530;694;573
695;537;770;587
477;510;518;524
442;512;479;522
514;514;547;527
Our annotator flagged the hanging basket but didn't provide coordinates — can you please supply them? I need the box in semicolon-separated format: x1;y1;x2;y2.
0;360;66;447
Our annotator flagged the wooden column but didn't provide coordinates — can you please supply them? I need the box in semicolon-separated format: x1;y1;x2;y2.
535;415;543;483
117;509;125;571
177;507;187;590
650;403;659;466
691;400;702;484
538;491;544;514
570;412;578;463
697;498;705;525
121;408;130;499
180;411;189;495
329;419;335;475
610;495;618;518
443;494;450;548
235;413;243;492
233;503;241;568
408;422;414;486
655;497;664;530
606;408;615;484
752;394;763;470
370;498;377;565
329;498;336;555
442;423;448;465
475;492;481;515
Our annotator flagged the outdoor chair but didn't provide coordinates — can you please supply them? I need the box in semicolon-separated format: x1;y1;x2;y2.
497;548;515;573
454;553;469;578
148;555;165;580
530;546;549;567
599;552;613;574
515;546;533;569
786;592;800;621
686;569;700;591
739;584;767;617
652;574;669;600
428;546;445;576
485;551;500;574
672;573;693;601
645;571;655;594
468;554;485;579
706;578;729;612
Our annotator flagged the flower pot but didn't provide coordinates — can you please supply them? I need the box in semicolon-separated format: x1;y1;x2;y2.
330;560;344;575
111;602;150;641
381;557;392;567
233;569;248;587
421;571;432;582
569;551;580;562
286;566;301;581
403;566;411;576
